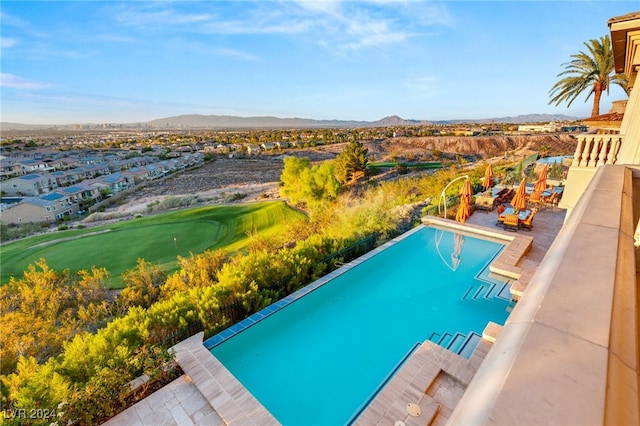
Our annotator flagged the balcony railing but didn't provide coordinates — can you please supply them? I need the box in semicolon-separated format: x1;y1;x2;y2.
571;132;623;168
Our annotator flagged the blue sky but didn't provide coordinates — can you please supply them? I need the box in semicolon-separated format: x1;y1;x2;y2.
1;1;636;124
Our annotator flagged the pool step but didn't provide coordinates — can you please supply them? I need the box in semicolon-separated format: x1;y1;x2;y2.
427;331;482;359
457;332;482;359
462;282;511;302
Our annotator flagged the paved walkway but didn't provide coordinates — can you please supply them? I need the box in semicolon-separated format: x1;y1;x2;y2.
102;375;223;426
103;332;277;426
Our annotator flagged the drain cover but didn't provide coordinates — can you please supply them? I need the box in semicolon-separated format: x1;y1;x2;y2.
394;421;406;426
406;402;421;417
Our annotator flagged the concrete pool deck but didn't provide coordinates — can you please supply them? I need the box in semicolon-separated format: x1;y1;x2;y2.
104;205;567;426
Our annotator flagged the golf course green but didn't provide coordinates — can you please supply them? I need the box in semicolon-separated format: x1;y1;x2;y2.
2;201;306;288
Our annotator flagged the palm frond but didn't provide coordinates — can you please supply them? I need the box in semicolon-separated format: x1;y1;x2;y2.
548;35;625;116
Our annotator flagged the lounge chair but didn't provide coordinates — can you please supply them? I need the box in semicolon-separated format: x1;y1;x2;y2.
502;213;519;232
495;204;506;226
528;191;542;204
518;208;537;231
543;192;559;206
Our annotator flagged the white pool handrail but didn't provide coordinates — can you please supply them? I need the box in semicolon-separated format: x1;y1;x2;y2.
438;175;469;219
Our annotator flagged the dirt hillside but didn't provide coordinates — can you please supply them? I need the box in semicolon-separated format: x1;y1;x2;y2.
112;134;576;213
383;134;576;159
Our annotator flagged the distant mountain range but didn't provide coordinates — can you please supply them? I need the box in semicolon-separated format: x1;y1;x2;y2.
1;113;583;131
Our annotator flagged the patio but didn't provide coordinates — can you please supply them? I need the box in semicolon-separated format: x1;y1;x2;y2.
466;203;566;266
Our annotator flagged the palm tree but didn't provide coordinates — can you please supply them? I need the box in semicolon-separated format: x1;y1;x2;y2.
549;35;629;117
539;144;551;158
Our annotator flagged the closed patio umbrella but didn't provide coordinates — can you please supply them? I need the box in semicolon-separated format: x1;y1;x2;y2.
482;164;494;191
533;165;549;193
455;179;473;223
461;178;473;199
511;178;527;212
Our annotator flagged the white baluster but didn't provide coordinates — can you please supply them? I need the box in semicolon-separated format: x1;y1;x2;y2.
610;136;622;164
572;137;585;167
587;137;601;167
596;137;610;166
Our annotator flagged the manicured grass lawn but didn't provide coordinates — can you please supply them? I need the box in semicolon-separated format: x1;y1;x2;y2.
2;201;306;288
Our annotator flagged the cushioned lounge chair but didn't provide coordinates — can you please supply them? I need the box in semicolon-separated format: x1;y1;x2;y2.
495;204;506;226
518;208;537;231
502;213;519;231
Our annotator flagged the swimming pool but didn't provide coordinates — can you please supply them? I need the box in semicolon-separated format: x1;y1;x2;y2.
537;155;572;165
206;225;512;425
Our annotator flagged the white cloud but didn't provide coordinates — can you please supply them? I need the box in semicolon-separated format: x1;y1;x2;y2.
342;18;409;50
108;1;414;51
0;36;18;48
111;2;310;35
291;0;342;14
0;73;52;90
202;18;312;35
112;3;213;27
405;75;438;91
290;1;421;54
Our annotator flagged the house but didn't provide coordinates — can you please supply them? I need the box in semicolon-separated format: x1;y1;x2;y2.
517;122;560;132
246;145;261;155
122;165;166;184
16;159;55;174
0;193;75;224
58;157;81;170
449;10;640;426
49;170;76;187
260;142;275;150
559;13;640;215
581;100;626;132
58;184;101;209
2;173;59;196
98;173;134;193
0;158;23;180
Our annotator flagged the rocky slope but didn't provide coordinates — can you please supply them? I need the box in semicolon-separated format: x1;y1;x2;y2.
382;134;577;159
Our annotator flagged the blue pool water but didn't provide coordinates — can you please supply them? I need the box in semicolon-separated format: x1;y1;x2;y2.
208;226;512;425
537;155;572;165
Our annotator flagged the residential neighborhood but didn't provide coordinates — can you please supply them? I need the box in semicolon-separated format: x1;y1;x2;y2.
0;121;586;226
1;137;206;224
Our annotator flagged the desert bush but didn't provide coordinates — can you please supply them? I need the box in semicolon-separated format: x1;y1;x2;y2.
0;222;45;241
224;192;247;203
83;211;130;223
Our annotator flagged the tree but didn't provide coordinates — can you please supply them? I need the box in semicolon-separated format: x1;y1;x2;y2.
334;140;368;184
280;157;311;205
0;260;110;375
539;144;551;158
279;157;340;208
549;35;629;117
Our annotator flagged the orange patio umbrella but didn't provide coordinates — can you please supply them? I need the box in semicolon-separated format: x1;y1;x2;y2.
455;179;473;223
482;164;494;191
511;178;528;212
533;165;549;193
461;177;473;199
